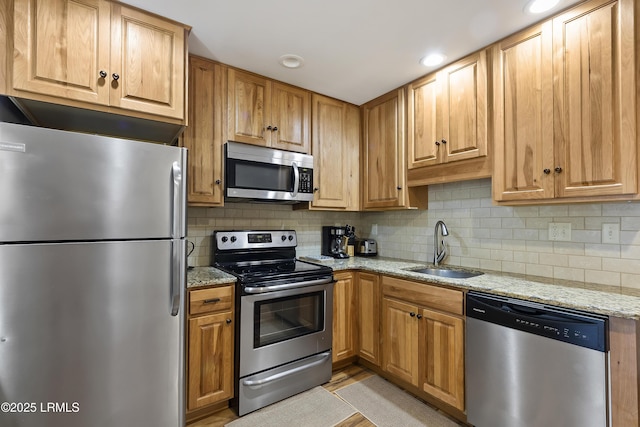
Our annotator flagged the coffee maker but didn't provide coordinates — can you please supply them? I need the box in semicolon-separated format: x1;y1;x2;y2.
321;226;349;259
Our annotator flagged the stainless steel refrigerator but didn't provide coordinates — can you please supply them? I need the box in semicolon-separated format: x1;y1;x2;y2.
0;122;187;427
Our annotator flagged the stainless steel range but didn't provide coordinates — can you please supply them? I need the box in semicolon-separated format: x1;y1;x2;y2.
213;230;334;416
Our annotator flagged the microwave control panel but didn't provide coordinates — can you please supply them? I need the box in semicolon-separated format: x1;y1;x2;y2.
298;168;313;193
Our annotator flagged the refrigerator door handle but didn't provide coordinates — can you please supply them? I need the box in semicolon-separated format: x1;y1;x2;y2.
170;239;185;316
171;160;184;239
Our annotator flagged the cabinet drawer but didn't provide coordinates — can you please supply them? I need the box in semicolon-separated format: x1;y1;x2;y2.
382;276;463;316
189;286;234;316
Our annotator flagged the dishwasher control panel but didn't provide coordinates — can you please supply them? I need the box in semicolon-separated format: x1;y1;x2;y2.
467;292;608;352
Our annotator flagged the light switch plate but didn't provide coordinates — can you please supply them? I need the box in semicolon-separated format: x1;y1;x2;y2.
548;222;571;241
602;223;620;244
371;224;378;235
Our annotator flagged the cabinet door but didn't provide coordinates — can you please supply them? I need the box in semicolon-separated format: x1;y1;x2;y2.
311;94;359;210
182;56;226;206
440;50;488;163
381;297;418;386
227;69;270;147
110;3;185;119
188;311;234;410
493;22;555;202
12;0;111;104
357;272;380;365
1;0;9;94
332;272;357;363
419;308;465;411
553;0;636;198
362;89;406;209
407;72;441;169
271;82;310;153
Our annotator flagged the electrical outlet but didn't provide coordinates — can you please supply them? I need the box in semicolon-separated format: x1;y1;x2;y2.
371;224;378;235
548;223;571;241
602;223;620;244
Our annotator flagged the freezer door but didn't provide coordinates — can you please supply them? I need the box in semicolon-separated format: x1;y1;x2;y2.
0;240;185;427
0;122;187;242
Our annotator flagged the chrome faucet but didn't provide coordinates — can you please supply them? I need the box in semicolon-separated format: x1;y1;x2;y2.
433;220;449;266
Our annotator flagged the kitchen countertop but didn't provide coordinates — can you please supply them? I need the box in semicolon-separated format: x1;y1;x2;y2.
187;257;640;319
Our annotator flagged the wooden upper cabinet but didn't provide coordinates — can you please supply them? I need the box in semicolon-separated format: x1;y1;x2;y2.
493;22;555;202
10;0;187;121
270;82;310;153
495;0;637;203
311;94;359;210
553;0;636;198
361;89;407;209
181;56;226;206
110;3;185;119
227;69;270;146
0;0;8;94
408;51;488;169
440;50;488;163
12;0;111;105
407;72;440;169
227;68;310;153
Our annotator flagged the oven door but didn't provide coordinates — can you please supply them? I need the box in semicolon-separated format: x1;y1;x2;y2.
239;279;333;377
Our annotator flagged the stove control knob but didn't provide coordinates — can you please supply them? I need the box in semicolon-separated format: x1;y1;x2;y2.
230;236;237;243
281;235;287;241
288;235;294;241
221;236;228;243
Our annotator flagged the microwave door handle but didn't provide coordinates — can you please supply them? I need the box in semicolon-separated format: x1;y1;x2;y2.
291;161;299;197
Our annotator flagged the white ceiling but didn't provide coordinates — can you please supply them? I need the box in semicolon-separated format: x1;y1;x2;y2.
123;0;582;106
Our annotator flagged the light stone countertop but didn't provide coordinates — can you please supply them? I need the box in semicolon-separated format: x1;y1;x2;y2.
187;257;640;319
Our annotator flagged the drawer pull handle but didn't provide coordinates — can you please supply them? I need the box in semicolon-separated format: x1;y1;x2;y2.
204;298;221;304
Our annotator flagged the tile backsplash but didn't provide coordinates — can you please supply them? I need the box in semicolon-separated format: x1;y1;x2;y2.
187;178;640;290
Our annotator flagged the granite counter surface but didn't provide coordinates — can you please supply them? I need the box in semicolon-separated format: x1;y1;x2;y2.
188;257;640;319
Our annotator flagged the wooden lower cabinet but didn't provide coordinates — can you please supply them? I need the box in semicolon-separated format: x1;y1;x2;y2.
187;285;234;413
381;297;419;386
419;307;464;410
332;271;357;363
357;272;380;365
380;276;465;412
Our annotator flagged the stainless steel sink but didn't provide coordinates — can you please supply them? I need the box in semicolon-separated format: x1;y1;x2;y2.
406;266;484;279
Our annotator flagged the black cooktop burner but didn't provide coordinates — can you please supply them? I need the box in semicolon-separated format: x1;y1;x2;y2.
217;258;332;286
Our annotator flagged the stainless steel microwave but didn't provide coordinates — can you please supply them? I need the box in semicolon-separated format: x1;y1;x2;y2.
224;141;314;203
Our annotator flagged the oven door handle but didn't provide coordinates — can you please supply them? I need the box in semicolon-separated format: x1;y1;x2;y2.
243;277;335;294
242;351;331;388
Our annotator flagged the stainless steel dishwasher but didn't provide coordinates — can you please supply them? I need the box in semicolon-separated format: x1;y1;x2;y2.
466;292;609;427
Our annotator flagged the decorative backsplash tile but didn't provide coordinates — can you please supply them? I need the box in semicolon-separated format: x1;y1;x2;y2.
187;178;640;291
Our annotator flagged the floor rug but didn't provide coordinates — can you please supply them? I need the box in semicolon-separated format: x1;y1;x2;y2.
225;386;356;427
335;375;459;427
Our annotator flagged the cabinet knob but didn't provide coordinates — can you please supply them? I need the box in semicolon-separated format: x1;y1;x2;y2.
543;169;551;174
215;179;221;185
99;70;107;78
226;318;232;324
112;73;120;81
441;139;447;144
397;186;402;190
313;187;319;192
409;312;416;317
435;140;440;146
416;314;423;319
555;166;563;173
272;126;278;131
266;125;272;131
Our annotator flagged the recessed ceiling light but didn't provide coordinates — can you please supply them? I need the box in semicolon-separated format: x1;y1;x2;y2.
420;53;447;67
279;54;304;69
525;0;560;14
